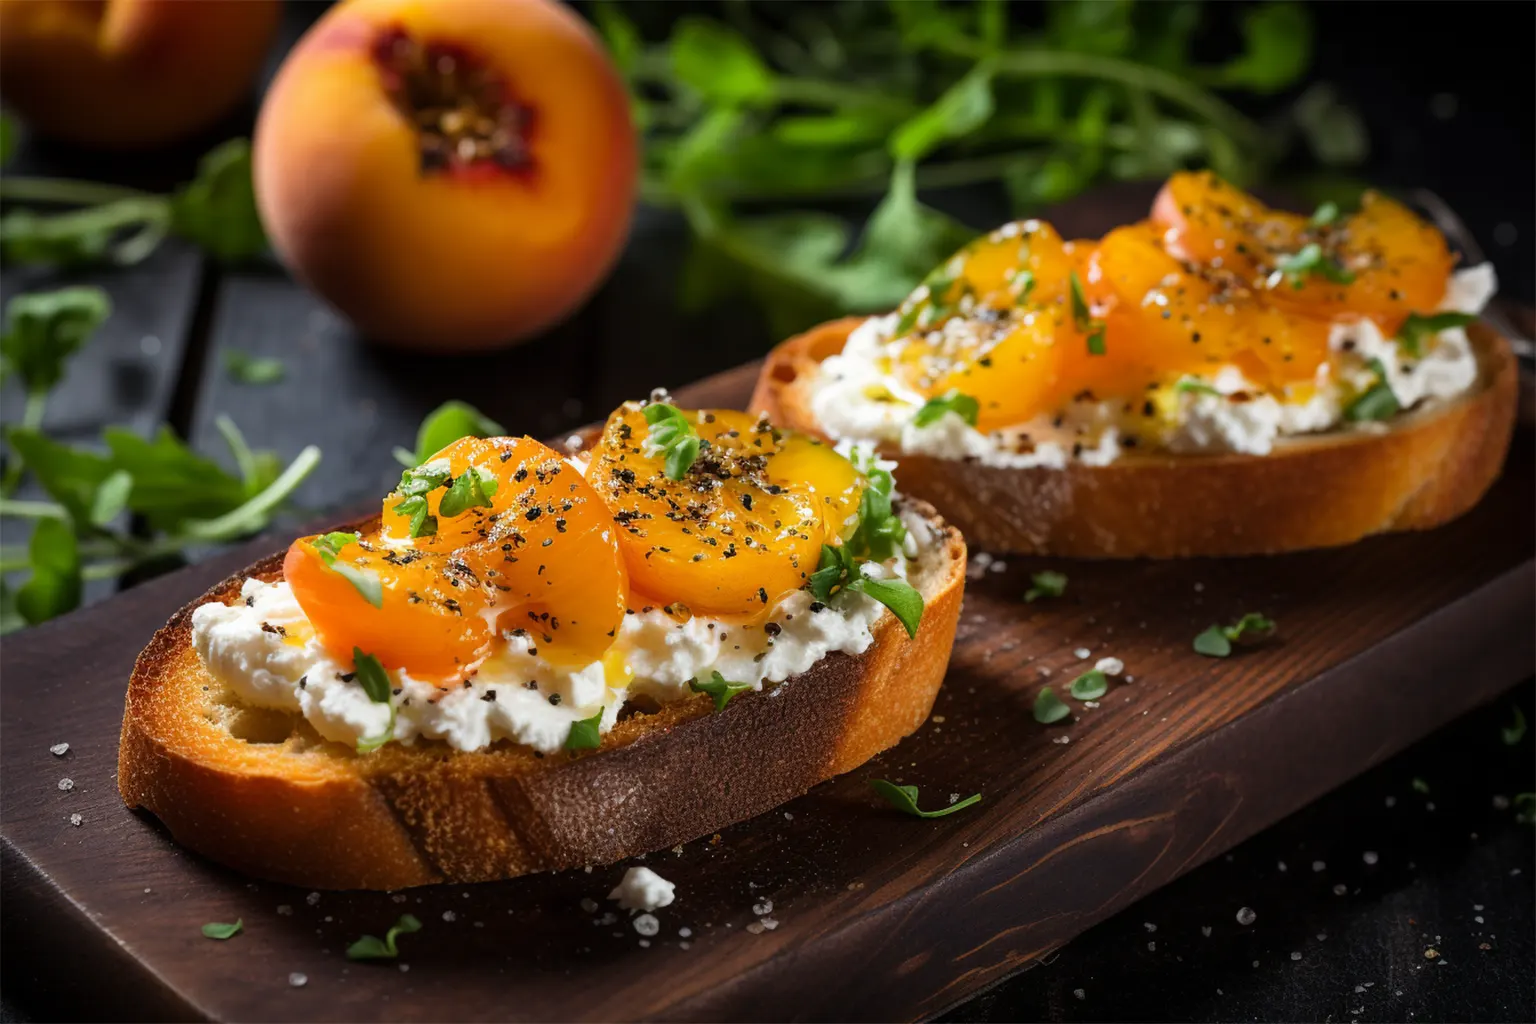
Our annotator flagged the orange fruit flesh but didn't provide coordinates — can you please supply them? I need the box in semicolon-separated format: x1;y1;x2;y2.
586;406;863;618
286;435;627;678
883;172;1457;424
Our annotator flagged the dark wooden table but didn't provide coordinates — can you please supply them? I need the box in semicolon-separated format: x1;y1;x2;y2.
3;4;1534;1019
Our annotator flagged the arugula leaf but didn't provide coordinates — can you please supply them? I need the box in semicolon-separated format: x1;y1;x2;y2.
89;470;133;527
168;139;267;262
437;466;498;519
564;709;604;751
1069;272;1106;355
1032;686;1070;724
201;920;243;940
642;403;702;481
307;532;382;607
103;426;247;531
808;544;924;638
4;428;113;526
1024;570;1067;603
0;287;111;398
223;349;285;385
15;518;81;625
842;447;908;563
1195;613;1277;657
1501;706;1526;746
1068;669;1109;701
690;670;753;712
347;915;421;961
1343;359;1400;423
870;779;980;818
403;401;505;468
669;19;775;106
351;649;393;703
912;390;980;428
1216;2;1312;93
1274;242;1356;288
890;63;995;163
1396;311;1476;358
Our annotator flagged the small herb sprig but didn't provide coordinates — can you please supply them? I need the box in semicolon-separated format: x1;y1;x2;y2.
564;709;604;751
808;449;924;636
642;403;701;481
1396;311;1476;358
352;648;396;753
1271;242;1355;289
0;134;266;267
1193;612;1277;657
311;532;382;608
1343;359;1400;423
870;779;980;818
346;914;422;961
690;670;753;712
809;544;923;638
1069;271;1107;355
1024;570;1067;603
912;389;979;428
201;920;243;940
392;401;505;469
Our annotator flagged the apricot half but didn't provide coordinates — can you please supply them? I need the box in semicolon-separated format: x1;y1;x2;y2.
254;0;637;351
0;0;280;148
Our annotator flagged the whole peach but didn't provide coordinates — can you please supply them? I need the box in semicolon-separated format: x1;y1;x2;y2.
0;0;280;149
253;0;638;351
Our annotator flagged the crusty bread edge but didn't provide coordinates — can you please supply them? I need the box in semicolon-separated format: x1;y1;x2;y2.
751;317;1518;557
118;501;966;890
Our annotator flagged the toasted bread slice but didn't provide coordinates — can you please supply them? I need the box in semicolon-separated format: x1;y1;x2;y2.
118;500;965;890
752;318;1518;558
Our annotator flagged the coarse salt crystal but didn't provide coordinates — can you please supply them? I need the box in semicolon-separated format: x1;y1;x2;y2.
1094;657;1124;676
306;892;320;905
50;743;69;756
442;910;457;922
580;898;598;913
752;899;774;916
57;778;74;791
69;813;82;826
288;972;307;988
1073;647;1091;660
1236;907;1257;926
1312;860;1326;872
277;905;293;916
1363;851;1379;865
633;914;660;937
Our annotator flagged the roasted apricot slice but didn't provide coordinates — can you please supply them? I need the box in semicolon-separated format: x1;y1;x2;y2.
586;405;863;617
287;435;626;677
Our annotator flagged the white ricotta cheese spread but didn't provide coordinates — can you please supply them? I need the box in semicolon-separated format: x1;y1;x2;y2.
190;502;936;755
809;265;1497;463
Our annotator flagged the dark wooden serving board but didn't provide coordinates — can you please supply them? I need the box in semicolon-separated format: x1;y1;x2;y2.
3;361;1533;1023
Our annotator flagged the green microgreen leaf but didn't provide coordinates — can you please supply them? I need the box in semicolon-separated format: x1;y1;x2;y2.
201;920;243;940
912;389;980;429
1309;200;1340;228
1174;377;1223;397
1274;242;1356;288
844;447;908;562
1068;669;1109;701
0;287;111;397
0;111;15;167
437;466;497;519
1195;613;1277;657
1033;686;1071;725
167;138;266;262
1502;706;1527;746
807;543;924;638
1396;311;1475;359
407;401;505;467
1069;271;1106;355
391;461;451;537
346;914;421;961
1024;570;1067;603
870;779;980;818
690;670;754;712
1216;2;1313;93
223;349;285;385
351;648;393;704
564;709;604;751
1515;793;1536;826
1344;359;1401;423
669;18;775;106
642;403;702;481
890;63;995;163
89;469;133;527
1411;777;1431;795
311;532;382;608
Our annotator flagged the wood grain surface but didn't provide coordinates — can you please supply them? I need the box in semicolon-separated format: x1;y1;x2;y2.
2;359;1531;1022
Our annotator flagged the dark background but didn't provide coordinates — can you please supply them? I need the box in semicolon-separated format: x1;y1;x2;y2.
2;2;1532;1021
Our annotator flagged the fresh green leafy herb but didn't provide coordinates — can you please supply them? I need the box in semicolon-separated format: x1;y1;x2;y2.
1068;669;1109;701
437;466;498;519
843;446;909;562
0;138;265;268
1410;776;1430;795
1174;377;1223;397
223;349;285;385
89;470;133;528
1033;686;1071;724
1012;269;1037;304
201;920;243;940
808;543;924;638
390;462;452;538
1343;358;1400;423
0;111;15;167
870;779;980;818
1024;570;1067;603
1273;242;1356;288
564;709;604;751
352;649;392;704
13;518;81;627
346;914;422;961
396;401;506;468
1502;706;1527;746
642;403;701;481
1396;311;1476;358
1308;200;1340;227
1069;272;1106;355
690;670;754;712
913;389;980;428
1194;612;1277;657
1515;792;1536;826
310;532;381;608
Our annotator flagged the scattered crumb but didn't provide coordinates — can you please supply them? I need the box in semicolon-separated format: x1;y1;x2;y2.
680;941;692;950
68;813;82;826
1073;988;1085;1000
1236;907;1257;926
760;917;779;931
49;743;69;757
784;812;793;821
391;894;407;903
57;778;74;792
1423;948;1439;960
1363;851;1379;865
1143;922;1157;933
579;898;599;914
609;866;677;912
1333;884;1348;896
1385;796;1397;808
277;905;292;916
399;963;410;973
1312;860;1327;872
1147;941;1156;951
745;922;766;935
442;910;457;922
679;927;692;938
949;792;961;804
1073;647;1091;660
288;973;307;988
752;899;774;916
633;914;659;937
1094;657;1124;676
306;892;321;906
1201;926;1212;937
1277;861;1287;872
1052;735;1071;745
1291;951;1302;961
